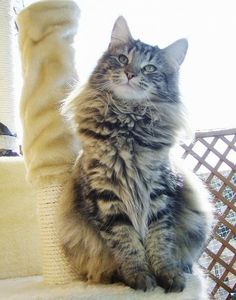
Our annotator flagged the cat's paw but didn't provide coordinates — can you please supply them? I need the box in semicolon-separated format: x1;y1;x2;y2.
126;272;157;291
156;269;185;293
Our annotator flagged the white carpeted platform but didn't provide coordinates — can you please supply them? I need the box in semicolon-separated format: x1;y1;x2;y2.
0;273;207;300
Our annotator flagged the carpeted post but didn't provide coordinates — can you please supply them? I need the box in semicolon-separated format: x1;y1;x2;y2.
17;0;80;284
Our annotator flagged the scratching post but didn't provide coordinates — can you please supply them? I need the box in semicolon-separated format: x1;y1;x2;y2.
36;184;75;284
17;0;80;284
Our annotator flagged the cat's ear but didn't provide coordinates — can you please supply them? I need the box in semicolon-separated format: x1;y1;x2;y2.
162;39;188;67
109;16;133;49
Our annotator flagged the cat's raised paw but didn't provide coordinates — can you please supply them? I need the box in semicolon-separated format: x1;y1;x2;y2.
156;269;185;293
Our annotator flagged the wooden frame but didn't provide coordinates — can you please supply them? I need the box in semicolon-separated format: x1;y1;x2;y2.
181;128;236;300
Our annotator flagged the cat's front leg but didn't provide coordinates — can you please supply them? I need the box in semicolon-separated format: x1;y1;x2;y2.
145;202;185;293
98;214;156;291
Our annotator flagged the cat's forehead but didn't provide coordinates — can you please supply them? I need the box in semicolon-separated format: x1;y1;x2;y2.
134;40;159;53
110;39;161;62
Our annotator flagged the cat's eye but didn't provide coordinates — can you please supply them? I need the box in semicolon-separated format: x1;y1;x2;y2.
143;64;157;73
118;54;128;65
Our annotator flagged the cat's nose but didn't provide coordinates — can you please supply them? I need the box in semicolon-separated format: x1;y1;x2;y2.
125;71;135;80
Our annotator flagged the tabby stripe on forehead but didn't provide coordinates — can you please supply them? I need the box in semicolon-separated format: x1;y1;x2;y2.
99;213;132;232
143;48;151;56
149;49;157;61
128;45;135;53
88;189;121;202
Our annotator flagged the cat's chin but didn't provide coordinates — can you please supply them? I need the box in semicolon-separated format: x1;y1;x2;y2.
113;85;147;102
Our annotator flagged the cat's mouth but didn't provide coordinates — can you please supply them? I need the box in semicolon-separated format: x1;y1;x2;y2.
126;80;138;88
113;82;147;102
121;77;143;90
119;81;143;93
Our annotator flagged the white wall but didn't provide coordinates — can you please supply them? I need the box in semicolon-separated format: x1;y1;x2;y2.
17;0;236;131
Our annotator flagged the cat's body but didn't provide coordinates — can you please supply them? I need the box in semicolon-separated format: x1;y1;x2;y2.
59;17;212;292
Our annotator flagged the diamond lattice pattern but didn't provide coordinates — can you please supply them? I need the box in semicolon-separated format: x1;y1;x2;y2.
180;129;236;300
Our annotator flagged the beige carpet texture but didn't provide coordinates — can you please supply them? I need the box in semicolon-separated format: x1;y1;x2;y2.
0;158;42;279
0;273;207;300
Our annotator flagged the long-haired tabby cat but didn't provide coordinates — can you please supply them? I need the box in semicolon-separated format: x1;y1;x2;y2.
59;16;212;293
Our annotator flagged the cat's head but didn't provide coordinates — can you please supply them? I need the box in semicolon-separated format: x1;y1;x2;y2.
89;16;188;105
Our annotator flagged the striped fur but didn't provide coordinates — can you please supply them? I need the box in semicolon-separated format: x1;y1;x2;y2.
58;16;212;292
